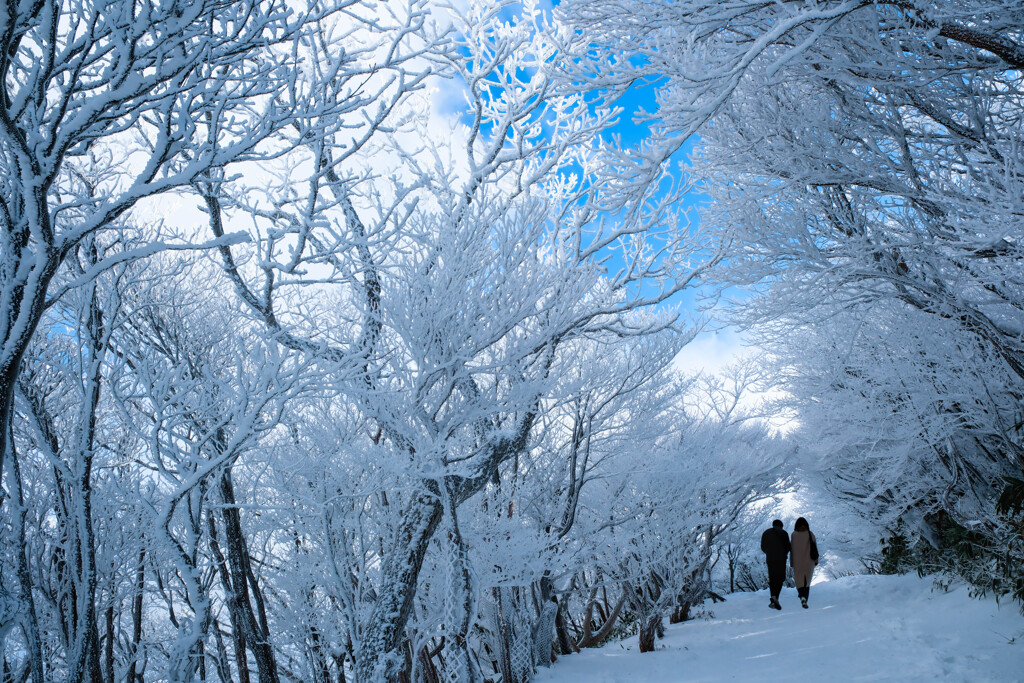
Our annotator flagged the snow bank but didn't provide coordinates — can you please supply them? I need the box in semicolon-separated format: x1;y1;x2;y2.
538;574;1023;682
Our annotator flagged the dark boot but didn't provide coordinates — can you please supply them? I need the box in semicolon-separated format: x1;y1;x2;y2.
797;585;809;608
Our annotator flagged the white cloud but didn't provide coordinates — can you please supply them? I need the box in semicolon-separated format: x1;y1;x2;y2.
672;327;750;376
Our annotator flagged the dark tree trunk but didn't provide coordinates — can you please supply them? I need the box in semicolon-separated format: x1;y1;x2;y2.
331;653;347;683
669;601;690;625
208;502;252;683
554;599;577;655
638;615;661;653
69;283;107;683
128;545;146;683
211;620;235;683
416;640;443;683
307;624;330;683
218;468;279;683
576;587;627;649
494;588;514;683
104;603;115;683
0;248;62;486
7;438;44;683
353;494;442;682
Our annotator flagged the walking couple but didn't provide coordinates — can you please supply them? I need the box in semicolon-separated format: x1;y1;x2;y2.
760;517;819;610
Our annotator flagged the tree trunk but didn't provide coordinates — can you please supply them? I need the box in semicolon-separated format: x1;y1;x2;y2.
307;624;331;683
440;483;480;683
211;620;235;683
669;601;690;625
554;600;577;655
416;641;443;683
576;587;627;649
0;249;62;489
219;468;279;683
332;653;347;683
67;285;106;683
353;493;442;683
104;602;115;683
128;545;146;683
493;588;515;683
208;493;252;683
638;614;661;653
7;439;44;683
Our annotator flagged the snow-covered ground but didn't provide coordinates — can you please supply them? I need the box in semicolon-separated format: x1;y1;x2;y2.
537;574;1024;682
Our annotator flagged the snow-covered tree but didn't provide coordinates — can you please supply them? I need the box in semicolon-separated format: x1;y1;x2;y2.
0;2;826;681
0;0;345;473
200;0;719;677
558;0;1024;584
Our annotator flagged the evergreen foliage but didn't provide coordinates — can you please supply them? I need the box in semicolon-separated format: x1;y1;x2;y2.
878;512;1024;615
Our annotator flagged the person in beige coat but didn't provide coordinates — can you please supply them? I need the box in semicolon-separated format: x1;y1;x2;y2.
790;517;819;609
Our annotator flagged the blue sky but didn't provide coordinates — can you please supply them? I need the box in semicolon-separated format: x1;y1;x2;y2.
428;1;749;375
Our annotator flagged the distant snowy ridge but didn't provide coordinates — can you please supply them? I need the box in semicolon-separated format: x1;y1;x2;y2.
537;574;1023;682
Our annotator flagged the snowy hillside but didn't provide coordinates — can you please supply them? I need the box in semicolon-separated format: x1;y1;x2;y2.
537;574;1024;682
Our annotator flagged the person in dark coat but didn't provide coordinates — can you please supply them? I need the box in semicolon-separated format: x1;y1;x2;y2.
760;519;790;610
790;516;819;608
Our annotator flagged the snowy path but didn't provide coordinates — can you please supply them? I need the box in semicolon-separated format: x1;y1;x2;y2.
536;574;1024;682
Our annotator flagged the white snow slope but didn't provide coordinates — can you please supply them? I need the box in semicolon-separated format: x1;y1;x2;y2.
536;574;1023;682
